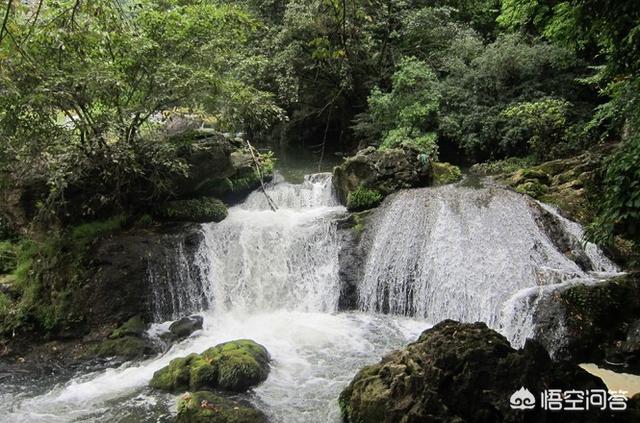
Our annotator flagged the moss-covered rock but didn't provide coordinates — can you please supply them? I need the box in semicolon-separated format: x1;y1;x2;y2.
176;391;267;423
340;320;616;423
150;339;270;393
346;187;383;212
333;146;433;207
432;161;463;185
109;315;147;339
154;197;228;223
515;180;548;198
89;335;155;360
533;272;640;372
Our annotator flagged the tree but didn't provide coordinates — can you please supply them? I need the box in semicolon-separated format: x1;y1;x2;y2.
353;57;440;156
0;0;280;223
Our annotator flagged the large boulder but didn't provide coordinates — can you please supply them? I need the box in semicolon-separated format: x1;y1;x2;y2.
150;339;270;393
176;391;267;423
533;273;640;372
333;146;432;210
340;320;622;423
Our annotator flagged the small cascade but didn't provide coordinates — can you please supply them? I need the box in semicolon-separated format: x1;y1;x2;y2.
146;234;210;321
197;172;346;314
241;172;340;210
356;182;618;344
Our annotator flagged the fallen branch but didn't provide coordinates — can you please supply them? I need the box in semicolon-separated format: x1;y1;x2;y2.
246;140;278;212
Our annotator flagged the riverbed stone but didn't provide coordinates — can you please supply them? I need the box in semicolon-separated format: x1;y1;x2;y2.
169;315;204;339
150;339;270;393
340;320;617;423
176;391;267;423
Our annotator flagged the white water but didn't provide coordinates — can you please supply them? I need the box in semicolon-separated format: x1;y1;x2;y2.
0;174;620;422
0;173;428;423
357;182;618;346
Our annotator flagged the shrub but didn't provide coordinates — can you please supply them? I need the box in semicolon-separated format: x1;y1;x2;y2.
347;187;384;212
155;198;228;223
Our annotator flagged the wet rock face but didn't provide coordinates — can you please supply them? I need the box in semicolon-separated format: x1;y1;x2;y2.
150;339;270;393
340;320;618;423
533;273;640;372
176;391;267;423
85;225;204;327
332;146;432;207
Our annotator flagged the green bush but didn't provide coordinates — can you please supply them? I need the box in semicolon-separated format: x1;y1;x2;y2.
155;198;228;223
587;137;640;245
347;187;384;212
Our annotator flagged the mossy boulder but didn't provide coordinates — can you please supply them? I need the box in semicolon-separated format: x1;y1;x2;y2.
154;197;228;223
532;272;640;372
176;391;267;423
333;146;432;207
89;335;155;360
150;339;270;393
499;153;600;224
109;315;147;339
340;320;615;423
432;161;463;185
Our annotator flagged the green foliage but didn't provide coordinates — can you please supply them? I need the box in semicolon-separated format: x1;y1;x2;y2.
0;241;16;274
472;156;536;175
0;0;280;224
347;187;383;212
501;98;571;160
587;137;640;245
70;215;127;244
355;57;440;157
154;198;228;223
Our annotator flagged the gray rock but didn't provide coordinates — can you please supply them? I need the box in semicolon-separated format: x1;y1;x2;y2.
169;315;204;339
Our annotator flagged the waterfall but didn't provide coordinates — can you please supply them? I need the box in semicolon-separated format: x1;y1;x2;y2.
355;181;618;345
146;232;210;321
196;172;346;314
2;173;622;423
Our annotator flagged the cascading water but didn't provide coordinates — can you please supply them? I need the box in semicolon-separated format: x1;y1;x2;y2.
355;180;618;347
0;173;427;423
0;174;620;423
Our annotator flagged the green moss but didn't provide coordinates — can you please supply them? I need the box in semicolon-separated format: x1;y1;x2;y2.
176;391;266;423
89;336;151;359
0;241;17;274
189;357;217;390
109;315;147;339
347;187;384;212
70;215;127;244
150;339;270;393
150;354;198;391
154;197;228;223
515;180;548;199
432;162;463;185
472;156;536;176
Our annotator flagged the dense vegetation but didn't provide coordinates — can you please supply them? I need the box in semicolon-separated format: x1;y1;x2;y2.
0;0;638;335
